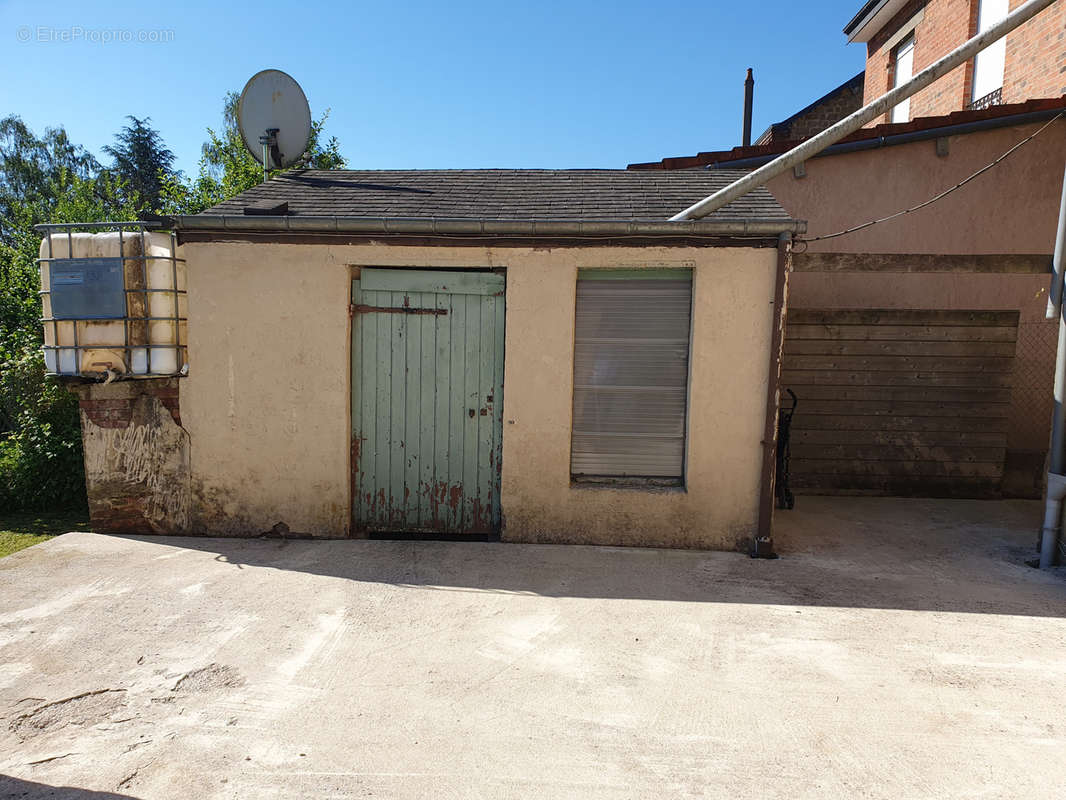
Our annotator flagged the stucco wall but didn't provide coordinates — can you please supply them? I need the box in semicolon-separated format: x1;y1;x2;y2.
179;241;777;549
764;119;1066;254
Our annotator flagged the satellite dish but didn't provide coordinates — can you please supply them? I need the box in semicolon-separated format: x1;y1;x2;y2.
237;69;312;173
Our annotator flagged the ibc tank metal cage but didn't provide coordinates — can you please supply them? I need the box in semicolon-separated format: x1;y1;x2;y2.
35;221;187;379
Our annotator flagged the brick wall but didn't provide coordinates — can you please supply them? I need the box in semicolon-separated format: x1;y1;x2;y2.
1003;0;1066;102
864;0;974;124
863;0;928;120
910;0;976;118
862;0;1065;124
79;383;181;429
785;80;865;140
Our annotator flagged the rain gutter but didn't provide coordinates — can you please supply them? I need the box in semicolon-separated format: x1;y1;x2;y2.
706;105;1066;171
171;215;806;239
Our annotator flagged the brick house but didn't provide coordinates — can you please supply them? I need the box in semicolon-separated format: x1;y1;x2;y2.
847;0;1066;121
755;72;866;146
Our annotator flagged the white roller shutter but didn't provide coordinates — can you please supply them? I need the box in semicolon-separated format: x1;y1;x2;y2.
972;0;1009;103
570;270;692;479
891;35;915;124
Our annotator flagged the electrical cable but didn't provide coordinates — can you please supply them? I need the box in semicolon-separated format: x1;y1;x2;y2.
797;111;1064;243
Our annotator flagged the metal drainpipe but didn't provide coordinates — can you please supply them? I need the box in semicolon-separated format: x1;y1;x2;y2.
753;232;791;558
1040;164;1066;568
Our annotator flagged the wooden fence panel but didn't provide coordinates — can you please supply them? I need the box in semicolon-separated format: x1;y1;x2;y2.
782;308;1019;498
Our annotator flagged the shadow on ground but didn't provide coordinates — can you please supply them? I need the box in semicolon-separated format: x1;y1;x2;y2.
0;775;142;799
116;497;1066;617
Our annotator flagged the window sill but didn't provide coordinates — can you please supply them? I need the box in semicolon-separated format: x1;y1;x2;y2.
570;476;686;493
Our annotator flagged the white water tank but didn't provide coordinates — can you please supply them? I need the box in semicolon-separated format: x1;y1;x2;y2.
39;230;188;377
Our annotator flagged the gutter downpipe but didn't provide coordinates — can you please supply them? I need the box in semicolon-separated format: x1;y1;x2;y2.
669;0;1059;221
1040;164;1066;568
753;232;791;558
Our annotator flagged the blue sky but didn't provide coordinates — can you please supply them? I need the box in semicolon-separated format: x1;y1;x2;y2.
1;0;865;175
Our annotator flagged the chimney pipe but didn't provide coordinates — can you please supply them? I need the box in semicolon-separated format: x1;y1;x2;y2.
742;68;754;147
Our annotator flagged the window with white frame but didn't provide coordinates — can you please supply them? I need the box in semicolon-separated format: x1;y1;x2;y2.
891;34;915;124
972;0;1008;104
570;269;692;482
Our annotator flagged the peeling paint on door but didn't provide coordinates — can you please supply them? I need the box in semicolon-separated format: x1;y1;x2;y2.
351;269;505;535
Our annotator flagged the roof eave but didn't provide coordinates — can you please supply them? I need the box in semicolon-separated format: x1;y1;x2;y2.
629;96;1066;171
172;215;807;238
844;0;909;43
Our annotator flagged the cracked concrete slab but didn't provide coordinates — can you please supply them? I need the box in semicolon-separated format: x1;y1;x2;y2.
0;497;1064;799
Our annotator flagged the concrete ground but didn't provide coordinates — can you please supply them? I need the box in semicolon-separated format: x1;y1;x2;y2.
1;498;1065;799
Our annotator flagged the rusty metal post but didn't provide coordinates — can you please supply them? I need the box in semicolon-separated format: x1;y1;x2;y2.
754;232;792;558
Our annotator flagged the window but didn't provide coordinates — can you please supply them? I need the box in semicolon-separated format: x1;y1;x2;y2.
890;34;915;124
972;0;1008;105
570;269;692;483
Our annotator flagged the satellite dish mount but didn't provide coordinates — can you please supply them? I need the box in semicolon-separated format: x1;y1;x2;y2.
238;70;312;183
258;128;282;180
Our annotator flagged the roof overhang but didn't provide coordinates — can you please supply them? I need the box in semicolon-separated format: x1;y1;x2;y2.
844;0;910;43
172;215;806;240
628;97;1066;171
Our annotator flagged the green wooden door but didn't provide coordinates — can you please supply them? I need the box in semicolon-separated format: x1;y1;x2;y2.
351;269;505;534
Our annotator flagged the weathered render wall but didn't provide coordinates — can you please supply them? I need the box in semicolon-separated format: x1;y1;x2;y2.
74;379;191;533
764;119;1066;255
177;241;777;549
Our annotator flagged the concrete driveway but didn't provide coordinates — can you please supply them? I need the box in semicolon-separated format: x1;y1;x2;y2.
1;497;1064;799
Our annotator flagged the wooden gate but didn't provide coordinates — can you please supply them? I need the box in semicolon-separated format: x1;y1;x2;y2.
351;269;505;534
781;309;1018;497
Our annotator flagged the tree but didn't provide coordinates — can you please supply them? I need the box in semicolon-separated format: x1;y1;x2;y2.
0;116;100;244
0;95;344;509
0;117;140;511
102;116;175;215
161;91;346;215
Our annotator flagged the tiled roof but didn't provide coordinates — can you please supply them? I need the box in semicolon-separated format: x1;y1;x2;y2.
629;95;1066;170
200;169;790;221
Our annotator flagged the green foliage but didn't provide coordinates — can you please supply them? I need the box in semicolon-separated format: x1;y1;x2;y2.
0;510;90;558
0;117;138;512
102;116;175;215
1;95;346;511
0;116;100;244
0;346;85;512
161;91;346;215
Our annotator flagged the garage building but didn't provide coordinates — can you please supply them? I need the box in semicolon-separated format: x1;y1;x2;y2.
67;169;804;550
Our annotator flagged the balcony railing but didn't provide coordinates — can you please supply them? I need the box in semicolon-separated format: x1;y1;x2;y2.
968;87;1003;111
